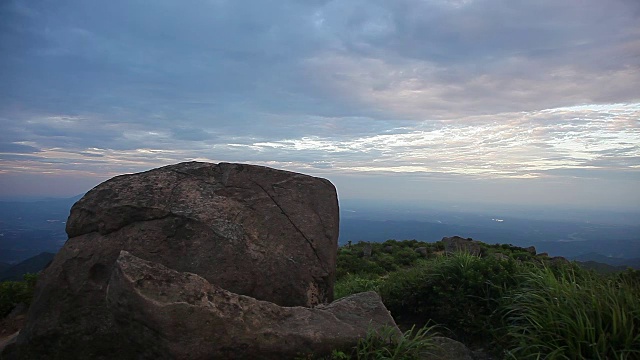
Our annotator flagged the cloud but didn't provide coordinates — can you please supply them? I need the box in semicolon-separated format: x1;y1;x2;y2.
0;142;40;153
226;103;640;179
0;0;639;208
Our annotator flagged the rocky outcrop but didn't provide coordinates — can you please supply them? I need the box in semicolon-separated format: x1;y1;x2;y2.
65;161;338;307
415;247;428;257
551;256;570;265
106;251;398;359
442;236;481;256
8;162;340;359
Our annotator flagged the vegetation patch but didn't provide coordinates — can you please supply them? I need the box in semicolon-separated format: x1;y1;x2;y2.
500;266;640;359
0;273;37;318
297;324;440;360
335;239;640;359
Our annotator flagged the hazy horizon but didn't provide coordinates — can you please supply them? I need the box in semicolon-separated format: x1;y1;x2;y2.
1;186;639;228
1;0;639;213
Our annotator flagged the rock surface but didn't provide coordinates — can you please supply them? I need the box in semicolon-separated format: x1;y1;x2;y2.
360;243;373;257
415;247;428;257
442;236;481;256
8;162;340;359
106;251;399;359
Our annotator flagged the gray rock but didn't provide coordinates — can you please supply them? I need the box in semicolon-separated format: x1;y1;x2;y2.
383;245;394;253
9;162;339;359
441;236;481;256
415;247;428;257
360;243;373;257
526;246;536;255
106;251;399;359
551;256;570;265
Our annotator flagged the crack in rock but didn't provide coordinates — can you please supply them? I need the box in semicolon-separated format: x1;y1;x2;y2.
251;180;328;274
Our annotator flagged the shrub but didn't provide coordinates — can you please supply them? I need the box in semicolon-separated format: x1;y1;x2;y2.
0;273;38;318
380;252;525;343
335;240;431;280
336;248;387;279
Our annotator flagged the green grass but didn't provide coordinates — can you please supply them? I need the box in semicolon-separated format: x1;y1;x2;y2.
500;266;640;359
296;324;440;360
354;324;440;360
334;240;640;359
334;273;384;300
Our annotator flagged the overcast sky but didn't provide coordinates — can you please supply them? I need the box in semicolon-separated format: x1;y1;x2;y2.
1;0;639;211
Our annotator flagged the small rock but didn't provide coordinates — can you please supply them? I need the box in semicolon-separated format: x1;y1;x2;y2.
415;247;428;257
551;256;570;265
441;236;481;256
360;243;373;257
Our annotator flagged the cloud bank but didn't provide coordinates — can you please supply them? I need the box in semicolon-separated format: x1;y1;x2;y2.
1;0;639;209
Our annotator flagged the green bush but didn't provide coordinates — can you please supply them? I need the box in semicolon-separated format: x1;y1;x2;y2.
335;240;432;280
337;245;381;277
379;252;525;343
0;273;38;318
334;240;640;358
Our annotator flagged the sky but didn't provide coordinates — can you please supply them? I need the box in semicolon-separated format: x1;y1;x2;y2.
1;0;639;211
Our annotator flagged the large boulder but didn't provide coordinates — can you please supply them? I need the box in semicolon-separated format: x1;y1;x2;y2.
8;162;340;358
106;251;399;359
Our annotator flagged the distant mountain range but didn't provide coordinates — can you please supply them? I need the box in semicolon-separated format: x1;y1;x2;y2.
575;261;630;274
1;195;639;270
338;202;640;269
0;252;55;281
571;253;640;270
0;195;80;263
340;218;639;252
